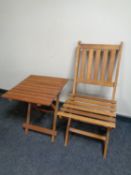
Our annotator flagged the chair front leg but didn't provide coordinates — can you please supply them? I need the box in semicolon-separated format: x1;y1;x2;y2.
103;128;111;159
64;118;71;146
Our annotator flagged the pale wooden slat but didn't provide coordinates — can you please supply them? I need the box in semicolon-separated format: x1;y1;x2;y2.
4;91;53;101
69;96;116;108
14;86;58;95
80;49;86;80
4;91;52;101
24;79;66;87
79;44;120;50
107;50;116;82
72;47;80;95
18;75;67;87
94;50;101;80
8;89;56;99
69;127;106;141
23;123;57;136
87;49;94;80
3;93;51;105
17;84;61;91
61;107;116;122
77;78;114;87
63;103;115;117
100;50;109;81
65;99;116;112
22;79;66;87
29;75;67;83
72;94;116;104
57;111;116;128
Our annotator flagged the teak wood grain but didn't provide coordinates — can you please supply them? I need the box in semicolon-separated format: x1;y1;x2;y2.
2;75;68;140
57;41;123;159
2;75;67;106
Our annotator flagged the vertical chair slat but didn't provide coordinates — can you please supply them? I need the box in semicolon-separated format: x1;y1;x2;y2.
100;50;109;81
107;50;116;82
87;49;94;80
80;49;86;80
94;50;101;80
72;47;81;95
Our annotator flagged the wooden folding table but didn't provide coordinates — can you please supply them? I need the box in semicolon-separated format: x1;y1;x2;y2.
2;75;68;142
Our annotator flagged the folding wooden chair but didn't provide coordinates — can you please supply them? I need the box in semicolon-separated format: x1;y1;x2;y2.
57;41;123;159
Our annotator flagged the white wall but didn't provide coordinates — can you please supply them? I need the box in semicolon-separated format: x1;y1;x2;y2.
0;0;131;117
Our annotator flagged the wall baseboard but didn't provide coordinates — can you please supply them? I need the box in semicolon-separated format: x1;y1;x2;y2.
116;114;131;120
0;89;7;93
116;114;131;122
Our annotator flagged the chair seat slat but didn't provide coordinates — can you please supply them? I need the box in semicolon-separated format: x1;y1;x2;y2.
66;99;116;111
61;107;116;122
63;103;115;117
57;111;115;128
69;96;116;107
72;94;116;103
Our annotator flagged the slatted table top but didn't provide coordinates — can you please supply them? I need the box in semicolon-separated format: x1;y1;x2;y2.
2;75;68;106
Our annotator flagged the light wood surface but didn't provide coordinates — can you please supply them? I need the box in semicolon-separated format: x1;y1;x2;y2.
57;41;123;159
2;75;67;106
73;42;123;90
3;75;68;139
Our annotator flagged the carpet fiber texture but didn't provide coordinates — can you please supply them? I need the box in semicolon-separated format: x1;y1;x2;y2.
0;97;131;175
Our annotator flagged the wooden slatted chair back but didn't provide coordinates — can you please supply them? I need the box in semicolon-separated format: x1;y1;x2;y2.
72;42;123;100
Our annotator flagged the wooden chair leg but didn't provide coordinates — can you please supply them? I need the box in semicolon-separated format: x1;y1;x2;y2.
103;128;110;159
64;118;71;146
51;95;59;142
25;103;31;135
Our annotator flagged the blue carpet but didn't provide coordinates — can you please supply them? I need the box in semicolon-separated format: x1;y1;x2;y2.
0;97;131;175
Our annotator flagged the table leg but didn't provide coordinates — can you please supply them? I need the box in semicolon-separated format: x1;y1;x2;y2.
25;103;31;135
51;95;59;142
23;102;57;137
